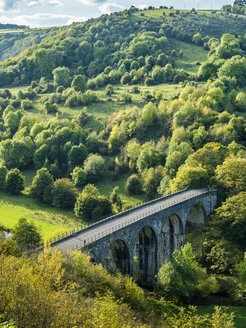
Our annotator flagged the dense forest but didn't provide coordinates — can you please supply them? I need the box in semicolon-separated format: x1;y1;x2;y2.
1;4;246;327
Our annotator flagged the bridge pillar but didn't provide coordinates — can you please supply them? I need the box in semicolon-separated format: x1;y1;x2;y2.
81;190;217;285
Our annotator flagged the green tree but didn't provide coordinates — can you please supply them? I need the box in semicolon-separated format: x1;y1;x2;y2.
216;158;246;194
5;168;25;195
68;144;88;167
75;184;112;221
71;74;86;92
125;174;143;195
141;102;157;126
166;142;193;173
155;243;218;303
234;92;246;112
44;101;58;114
235;253;246;300
215;192;246;250
53;66;70;87
30;168;54;204
84;154;105;182
186;142;228;175
12;218;42;252
201;238;242;275
158;175;171;195
218;56;246;87
105;84;114;96
52;178;78;209
4;111;21;133
75;107;90;126
170;166;210;192
0;138;34;169
110;186;122;212
0;166;8;190
192;33;203;45
71;167;87;187
108;125;127;152
142;166;165;198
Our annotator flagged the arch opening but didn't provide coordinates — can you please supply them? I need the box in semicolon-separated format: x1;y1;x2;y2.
185;204;206;249
134;226;157;284
106;240;130;275
160;215;183;265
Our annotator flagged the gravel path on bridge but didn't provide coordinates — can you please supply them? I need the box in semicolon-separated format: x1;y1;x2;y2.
53;189;207;252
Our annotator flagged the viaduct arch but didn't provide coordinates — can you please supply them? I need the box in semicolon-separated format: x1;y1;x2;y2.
53;189;217;283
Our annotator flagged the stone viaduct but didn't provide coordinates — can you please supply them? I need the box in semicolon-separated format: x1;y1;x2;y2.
53;188;217;283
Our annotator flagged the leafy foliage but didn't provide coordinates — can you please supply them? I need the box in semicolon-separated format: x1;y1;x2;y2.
5;168;25;195
155;243;219;303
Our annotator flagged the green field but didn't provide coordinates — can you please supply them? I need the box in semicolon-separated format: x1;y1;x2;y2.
0;29;27;34
0;170;81;240
0;192;80;240
134;8;215;20
172;40;208;73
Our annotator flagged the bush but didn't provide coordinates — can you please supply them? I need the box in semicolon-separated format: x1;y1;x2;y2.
71;167;87;187
71;74;86;92
30;168;54;204
44;101;58;114
52;178;78;209
75;107;90;126
155;243;219;303
21;100;32;110
84;154;105;182
5;168;25;195
105;84;114;96
12;218;42;252
75;184;112;221
68;144;88;167
117;92;132;104
125;174;143;195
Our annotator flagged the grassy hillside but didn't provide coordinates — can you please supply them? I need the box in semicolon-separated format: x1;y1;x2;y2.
0;7;246;316
134;8;246;38
0;26;62;62
0;168;79;240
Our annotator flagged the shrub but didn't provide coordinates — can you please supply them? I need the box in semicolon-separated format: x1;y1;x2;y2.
75;184;112;221
52;178;78;209
21;100;32;110
44;101;58;114
105;84;114;96
68;144;88;167
30;168;54;204
155;243;219;303
71;74;86;92
84;154;105;182
117;92;132;104
71;167;87;187
12;218;42;252
125;174;143;194
5;168;25;195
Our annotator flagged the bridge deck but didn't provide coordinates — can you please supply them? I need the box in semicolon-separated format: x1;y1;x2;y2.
53;189;209;252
